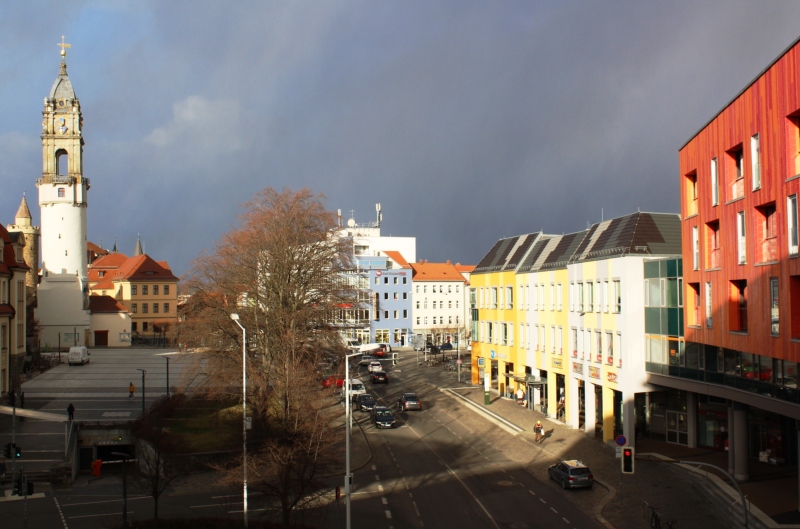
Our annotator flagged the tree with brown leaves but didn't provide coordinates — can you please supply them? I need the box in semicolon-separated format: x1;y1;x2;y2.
180;187;353;527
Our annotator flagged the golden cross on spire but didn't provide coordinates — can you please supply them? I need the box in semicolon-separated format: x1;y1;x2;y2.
58;36;71;57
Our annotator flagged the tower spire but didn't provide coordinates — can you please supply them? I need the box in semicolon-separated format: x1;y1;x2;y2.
58;36;71;75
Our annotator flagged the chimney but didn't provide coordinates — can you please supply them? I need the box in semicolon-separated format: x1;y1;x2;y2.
446;260;451;265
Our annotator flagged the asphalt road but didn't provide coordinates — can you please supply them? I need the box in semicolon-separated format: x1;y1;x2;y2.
341;355;601;529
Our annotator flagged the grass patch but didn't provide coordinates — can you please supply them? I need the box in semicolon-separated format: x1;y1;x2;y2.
159;396;242;453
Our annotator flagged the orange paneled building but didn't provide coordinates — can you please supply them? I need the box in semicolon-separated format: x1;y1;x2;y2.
677;37;800;480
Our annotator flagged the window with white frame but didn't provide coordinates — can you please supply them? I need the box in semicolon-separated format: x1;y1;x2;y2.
550;326;556;353
616;332;622;367
550;283;555;311
569;282;574;311
557;283;562;311
557;326;563;354
506;286;513;309
737;211;746;264
578;282;584;312
571;328;578;357
587;282;594;312
541;325;546;352
532;284;538;310
501;323;508;345
520;325;525;348
603;280;609;312
751;133;761;190
789;195;799;256
533;324;539;350
692;226;699;270
595;331;602;363
606;331;614;365
705;281;713;328
525;285;530;310
526;324;530;350
509;323;514;346
613;280;621;313
491;287;498;309
519;285;523;310
540;284;545;310
711;157;719;205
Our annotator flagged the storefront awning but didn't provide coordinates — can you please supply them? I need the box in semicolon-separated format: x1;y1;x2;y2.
513;375;545;386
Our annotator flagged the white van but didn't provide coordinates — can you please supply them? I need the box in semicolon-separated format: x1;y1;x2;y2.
342;379;366;402
68;346;90;366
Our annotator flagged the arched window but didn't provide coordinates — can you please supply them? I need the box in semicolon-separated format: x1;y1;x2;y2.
56;149;68;176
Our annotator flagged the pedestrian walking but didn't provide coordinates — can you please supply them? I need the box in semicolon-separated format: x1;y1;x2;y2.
534;420;544;443
67;403;75;421
129;382;135;399
516;387;525;406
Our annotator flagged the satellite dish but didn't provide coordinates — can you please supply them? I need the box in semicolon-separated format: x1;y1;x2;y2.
347;218;356;228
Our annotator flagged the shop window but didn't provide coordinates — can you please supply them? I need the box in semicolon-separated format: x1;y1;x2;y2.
705;220;720;269
729;280;747;332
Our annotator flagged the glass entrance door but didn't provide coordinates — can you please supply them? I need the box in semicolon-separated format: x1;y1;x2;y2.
666;410;688;445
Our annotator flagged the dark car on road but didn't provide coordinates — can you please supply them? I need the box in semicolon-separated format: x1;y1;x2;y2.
548;460;594;489
372;406;396;428
397;392;422;411
356;394;377;412
371;370;389;384
439;342;454;351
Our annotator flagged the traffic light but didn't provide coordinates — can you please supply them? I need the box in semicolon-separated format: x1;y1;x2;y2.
13;444;21;459
621;446;635;474
3;443;10;459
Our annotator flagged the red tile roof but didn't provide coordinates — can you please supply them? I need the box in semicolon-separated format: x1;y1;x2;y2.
383;251;411;268
409;260;468;282
89;295;128;313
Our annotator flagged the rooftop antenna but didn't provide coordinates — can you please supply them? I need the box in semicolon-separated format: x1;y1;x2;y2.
601;208;604;222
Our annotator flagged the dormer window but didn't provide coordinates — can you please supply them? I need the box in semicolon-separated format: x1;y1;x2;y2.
98;271;105;278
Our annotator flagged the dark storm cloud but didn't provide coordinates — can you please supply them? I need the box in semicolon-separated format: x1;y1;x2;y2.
2;1;800;275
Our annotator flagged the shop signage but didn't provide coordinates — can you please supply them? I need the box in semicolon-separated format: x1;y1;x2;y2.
607;372;618;384
588;366;601;379
572;362;583;374
552;358;563;369
478;357;485;366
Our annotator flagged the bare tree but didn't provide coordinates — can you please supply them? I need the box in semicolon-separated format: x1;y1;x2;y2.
129;417;185;527
179;187;352;527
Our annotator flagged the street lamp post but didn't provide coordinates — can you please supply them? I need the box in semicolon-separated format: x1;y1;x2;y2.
136;369;146;416
456;315;461;383
343;350;362;529
165;356;170;398
230;313;248;528
111;452;133;529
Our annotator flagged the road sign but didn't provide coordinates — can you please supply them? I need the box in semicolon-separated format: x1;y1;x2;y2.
478;358;485;366
456;359;462;365
615;435;627;446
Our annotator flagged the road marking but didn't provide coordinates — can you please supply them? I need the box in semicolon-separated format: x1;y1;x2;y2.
52;497;69;528
102;412;132;417
385;509;392;518
540;498;547;504
551;507;558;513
381;497;388;505
69;512;134;519
562;517;570;524
190;504;223;509
59;497;148;507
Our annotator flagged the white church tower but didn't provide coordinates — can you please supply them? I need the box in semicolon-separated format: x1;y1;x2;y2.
35;38;91;349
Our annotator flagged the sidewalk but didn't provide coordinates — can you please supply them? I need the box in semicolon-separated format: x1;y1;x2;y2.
396;350;799;529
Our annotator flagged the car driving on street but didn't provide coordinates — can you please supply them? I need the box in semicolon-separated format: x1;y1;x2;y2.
356;394;377;412
371;370;388;384
548;460;594;489
397;392;422;411
372;406;396;428
368;360;383;373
